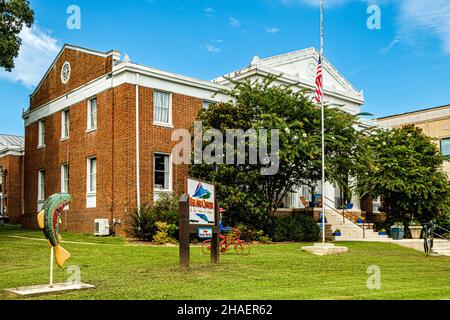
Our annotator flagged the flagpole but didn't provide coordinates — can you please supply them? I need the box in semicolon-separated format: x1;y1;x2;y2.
320;0;326;243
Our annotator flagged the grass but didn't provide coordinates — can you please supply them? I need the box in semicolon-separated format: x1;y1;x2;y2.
1;225;450;300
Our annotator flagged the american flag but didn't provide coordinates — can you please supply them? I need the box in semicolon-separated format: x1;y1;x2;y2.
315;56;323;104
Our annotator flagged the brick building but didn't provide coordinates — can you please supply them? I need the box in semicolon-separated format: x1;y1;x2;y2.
21;44;228;235
0;134;24;222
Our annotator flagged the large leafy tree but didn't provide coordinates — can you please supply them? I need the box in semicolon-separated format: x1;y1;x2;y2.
356;125;450;223
0;0;34;71
325;108;369;206
190;77;362;230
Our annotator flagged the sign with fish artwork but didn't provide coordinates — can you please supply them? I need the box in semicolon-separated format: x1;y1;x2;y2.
187;178;215;225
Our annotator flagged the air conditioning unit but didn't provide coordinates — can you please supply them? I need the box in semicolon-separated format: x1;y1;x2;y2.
94;219;110;236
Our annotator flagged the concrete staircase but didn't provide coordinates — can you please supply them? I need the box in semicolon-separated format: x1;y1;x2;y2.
433;240;450;257
326;209;389;241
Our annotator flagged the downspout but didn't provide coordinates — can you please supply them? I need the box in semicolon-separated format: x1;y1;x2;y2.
135;73;141;210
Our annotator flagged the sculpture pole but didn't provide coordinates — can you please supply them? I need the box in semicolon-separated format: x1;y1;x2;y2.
49;247;54;287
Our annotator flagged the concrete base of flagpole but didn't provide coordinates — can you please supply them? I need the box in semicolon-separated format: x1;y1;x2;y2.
301;243;348;256
4;283;95;297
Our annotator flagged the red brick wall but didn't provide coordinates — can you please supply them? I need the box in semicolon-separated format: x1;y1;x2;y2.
0;154;23;221
30;48;113;111
23;83;202;236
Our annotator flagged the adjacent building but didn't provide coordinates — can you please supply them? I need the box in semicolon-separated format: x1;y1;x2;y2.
0;134;24;221
378;104;450;177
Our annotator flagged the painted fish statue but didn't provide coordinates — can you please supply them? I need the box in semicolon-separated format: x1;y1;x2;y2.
37;193;73;268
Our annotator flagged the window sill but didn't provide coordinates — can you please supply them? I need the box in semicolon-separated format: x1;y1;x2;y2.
86;192;97;196
153;122;173;129
86;128;97;134
60;137;69;142
37;145;46;150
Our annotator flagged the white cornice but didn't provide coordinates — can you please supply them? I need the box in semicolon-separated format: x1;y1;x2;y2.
214;64;365;105
23;64;231;127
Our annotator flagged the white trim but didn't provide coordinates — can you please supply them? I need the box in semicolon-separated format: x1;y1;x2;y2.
87;97;98;131
24;66;229;128
135;73;141;208
86;157;97;208
38;120;45;148
61;62;71;84
153;152;173;193
153;90;172;127
61;109;70;139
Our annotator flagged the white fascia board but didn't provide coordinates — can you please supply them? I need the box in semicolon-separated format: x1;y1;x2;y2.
24;64;231;127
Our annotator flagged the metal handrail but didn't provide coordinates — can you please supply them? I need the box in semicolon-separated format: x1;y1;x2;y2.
323;200;366;239
323;195;367;225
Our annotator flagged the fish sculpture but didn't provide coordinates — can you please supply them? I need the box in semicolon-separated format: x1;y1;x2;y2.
37;193;73;268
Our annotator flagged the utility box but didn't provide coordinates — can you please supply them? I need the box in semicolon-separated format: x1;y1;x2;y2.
94;219;110;236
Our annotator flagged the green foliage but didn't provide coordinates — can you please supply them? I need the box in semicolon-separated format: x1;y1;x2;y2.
128;193;179;241
237;224;271;242
0;0;34;71
268;214;320;242
191;76;362;231
356;125;450;224
152;222;177;245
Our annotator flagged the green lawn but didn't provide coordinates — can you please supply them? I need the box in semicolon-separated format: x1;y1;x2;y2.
1;225;449;300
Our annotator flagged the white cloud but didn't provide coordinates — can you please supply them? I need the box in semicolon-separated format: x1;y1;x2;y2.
396;0;450;54
229;17;242;28
265;27;280;34
202;43;221;53
0;25;60;88
204;7;214;16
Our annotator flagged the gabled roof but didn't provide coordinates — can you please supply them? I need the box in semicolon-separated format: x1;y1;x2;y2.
0;134;24;156
29;44;121;98
213;47;364;104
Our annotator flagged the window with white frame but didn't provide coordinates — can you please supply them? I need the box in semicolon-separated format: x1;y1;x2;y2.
61;164;69;193
154;153;171;190
38;170;45;202
87;157;97;194
38;120;45;147
153;91;171;125
61;109;70;139
87;97;97;130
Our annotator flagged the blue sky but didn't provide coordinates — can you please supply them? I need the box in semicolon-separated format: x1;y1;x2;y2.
1;0;449;136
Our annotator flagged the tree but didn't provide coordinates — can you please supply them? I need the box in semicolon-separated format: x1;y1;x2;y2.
190;76;363;230
0;0;34;71
356;125;450;223
325;108;369;207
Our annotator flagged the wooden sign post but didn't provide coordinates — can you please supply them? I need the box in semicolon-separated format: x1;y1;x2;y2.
179;178;219;270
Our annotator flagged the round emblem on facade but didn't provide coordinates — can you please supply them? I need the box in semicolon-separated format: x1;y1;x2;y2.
61;62;71;84
307;62;316;80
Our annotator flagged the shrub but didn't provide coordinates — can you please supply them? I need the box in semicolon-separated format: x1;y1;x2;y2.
129;205;156;241
153;222;177;245
237;224;264;242
129;192;179;241
269;214;319;242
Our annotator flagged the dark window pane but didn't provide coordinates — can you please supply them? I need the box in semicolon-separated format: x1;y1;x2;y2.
155;172;165;188
155;155;166;171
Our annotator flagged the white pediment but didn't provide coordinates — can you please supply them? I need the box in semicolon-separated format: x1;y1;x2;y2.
258;48;362;101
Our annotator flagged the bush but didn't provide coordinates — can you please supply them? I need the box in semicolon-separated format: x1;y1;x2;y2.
128;192;179;241
269;214;319;242
153;222;177;245
237;224;271;243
